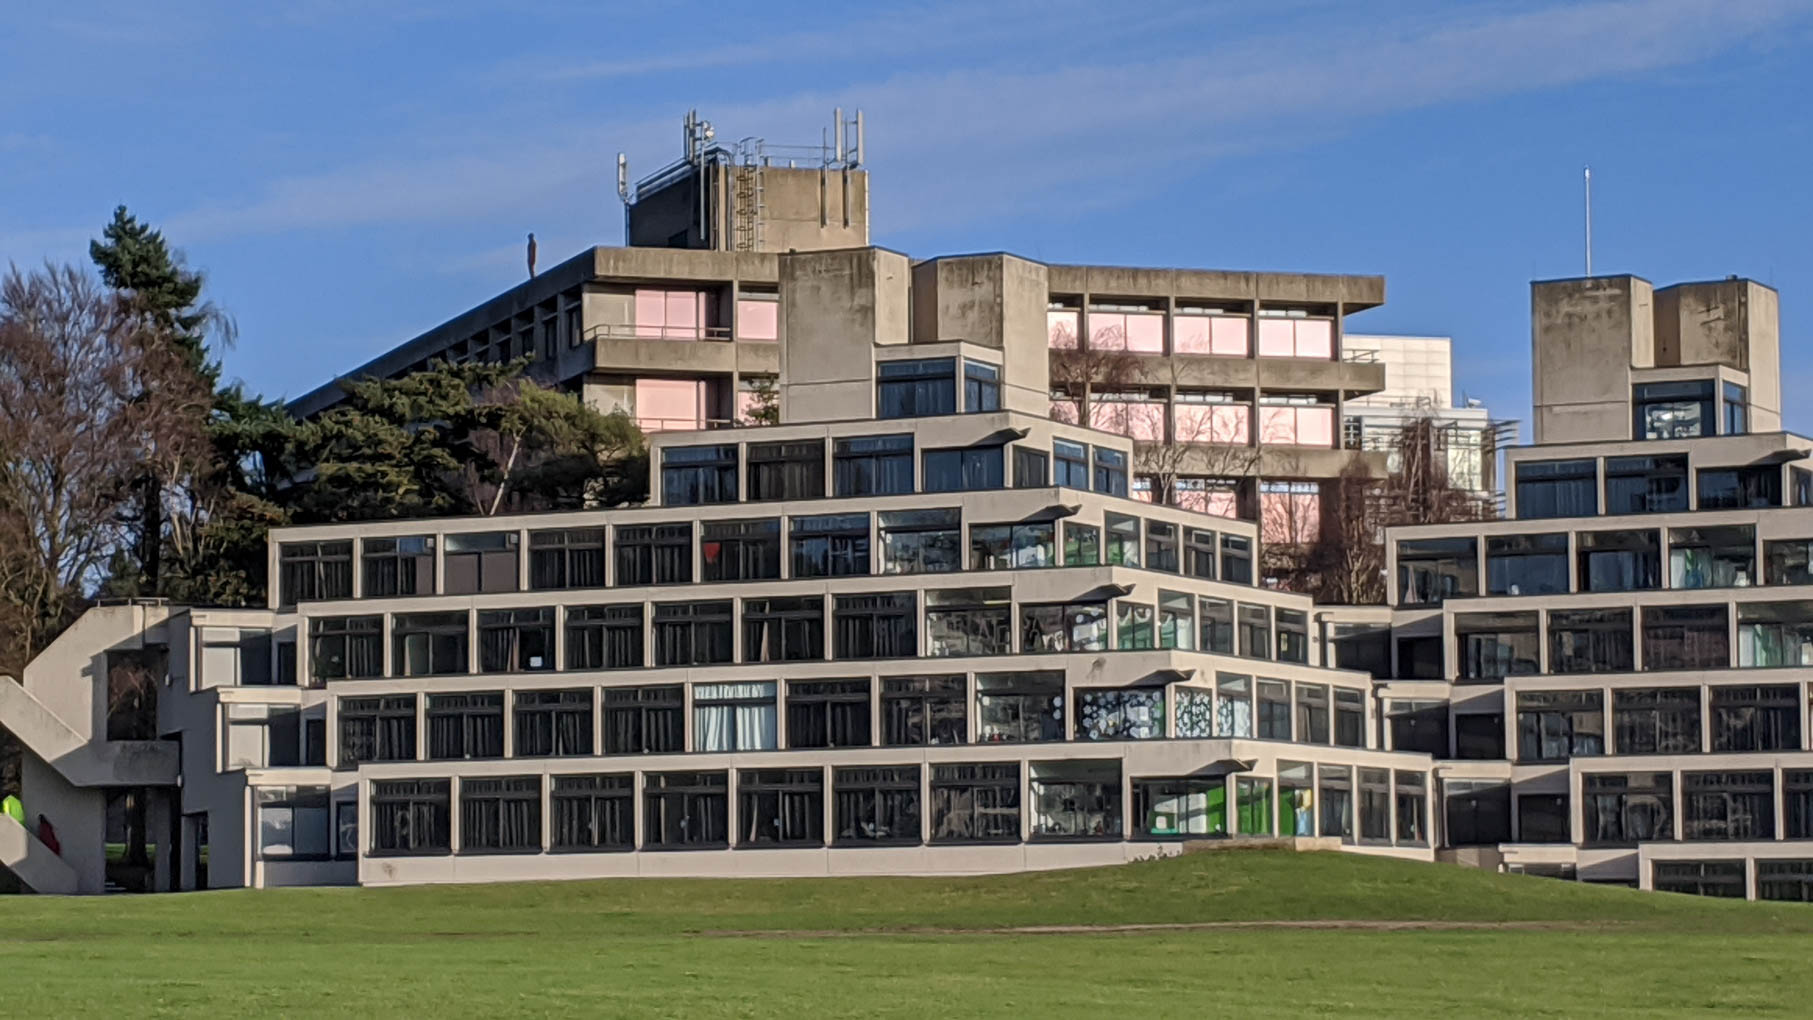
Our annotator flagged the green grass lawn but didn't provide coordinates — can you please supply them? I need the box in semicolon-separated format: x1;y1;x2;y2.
4;850;1811;1017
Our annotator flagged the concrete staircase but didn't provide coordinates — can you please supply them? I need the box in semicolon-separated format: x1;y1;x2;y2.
0;676;178;787
0;811;79;894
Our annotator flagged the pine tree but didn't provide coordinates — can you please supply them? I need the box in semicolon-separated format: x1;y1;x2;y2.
89;205;223;384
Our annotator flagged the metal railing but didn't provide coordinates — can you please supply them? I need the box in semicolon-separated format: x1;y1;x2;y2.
635;416;738;434
1340;348;1380;364
583;323;734;344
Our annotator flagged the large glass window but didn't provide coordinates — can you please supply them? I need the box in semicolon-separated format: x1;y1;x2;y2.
790;513;870;578
1318;766;1354;844
1516;690;1604;761
1216;675;1255;737
515;689;592;757
360;536;433;598
392;612;468;677
1093;448;1129;497
1075;687;1166;741
565;604;642;670
1053;439;1090;489
1549;608;1633;673
1145;521;1180;572
963;359;1001;412
923;446;1004;492
879;509;961;574
786;680;870;749
459;776;541;854
444;532;519;595
1654;860;1747;898
1577;530;1661;592
1709;684;1801;752
969;521;1055;570
1724;381;1748;436
930;763;1021;843
477;608;553;673
661;444;737;506
1515;459;1597;519
1738;601;1813;667
602;685;683;754
279;541;352;605
1682;771;1774;841
1031;761;1123;840
529;528;605;590
1396;537;1479;605
1486;533;1568;596
1759;860;1813;902
1669;525;1755;588
1396;772;1428;845
1634;379;1714;440
1334;689;1365;748
746;440;824;502
1358;768;1391;844
1221;534;1253;584
881;676;966;745
550;774;633;851
1012;446;1049;488
1445;780;1510;845
1787;772;1813;839
652;600;734;666
926;587;1013;657
877;357;956;418
1020;601;1108;653
1295;684;1330;744
614;524;692;586
1765;539;1813;585
255;787;330;860
425;692;504;760
1697;466;1782;510
833;435;912;497
738;769;824;847
1115;600;1154;650
1159;591;1196;651
1456;612;1540;681
1388;700;1448;756
369;780;450;855
701;519;781;582
1642;605;1729;670
1604;454;1689;515
1584;773;1673;844
834;766;921;846
692;682;777;752
1134;778;1226;838
1236;603;1272;660
338;695;416;766
1199;596;1234;653
743;596;824;663
1257;680;1292;741
644;771;729;849
832;593;917;658
1613;687;1701;754
1183;527;1218;580
977;671;1064;743
310;616;382;681
1279;762;1315;836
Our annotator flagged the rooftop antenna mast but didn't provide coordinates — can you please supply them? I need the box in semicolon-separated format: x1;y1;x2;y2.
1583;165;1593;277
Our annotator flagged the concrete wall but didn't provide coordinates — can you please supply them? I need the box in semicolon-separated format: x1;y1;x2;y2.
1531;276;1653;445
910;254;1051;415
626;164;869;255
779;247;910;423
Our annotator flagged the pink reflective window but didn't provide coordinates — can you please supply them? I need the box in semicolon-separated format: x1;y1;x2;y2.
1297;406;1334;446
1211;317;1249;356
1125;313;1164;353
1204;490;1240;518
1258;406;1335;447
1173;404;1250;445
633;289;706;339
1089;400;1165;440
664;292;698;336
1257;318;1296;357
634;289;665;336
1262;491;1321;545
1089;312;1127;351
635;378;704;432
1048;311;1080;350
1294;319;1333;358
1088;402;1124;434
1049;399;1081;424
1174;317;1212;354
737;299;778;340
1259;406;1297;444
1132;480;1156;503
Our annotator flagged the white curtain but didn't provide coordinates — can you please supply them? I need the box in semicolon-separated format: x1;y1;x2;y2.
694;683;775;751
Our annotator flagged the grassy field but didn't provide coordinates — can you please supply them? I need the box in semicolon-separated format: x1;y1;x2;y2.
4;850;1812;1017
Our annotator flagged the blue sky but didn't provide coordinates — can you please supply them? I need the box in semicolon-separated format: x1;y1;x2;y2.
4;0;1812;432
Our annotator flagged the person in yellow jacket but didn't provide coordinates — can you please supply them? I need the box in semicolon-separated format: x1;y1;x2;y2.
1;794;22;826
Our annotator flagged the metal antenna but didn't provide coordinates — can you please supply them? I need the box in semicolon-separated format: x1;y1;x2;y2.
1583;165;1593;277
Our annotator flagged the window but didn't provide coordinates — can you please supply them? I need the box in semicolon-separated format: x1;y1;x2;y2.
1613;687;1701;754
1445;779;1510;845
963;359;1000;412
392;612;468;677
443;532;519;595
459;776;541;854
1642;605;1729;670
614;524;692;586
1198;596;1234;653
930;763;1021;843
1457;611;1540;681
1388;700;1448;756
1318;766;1354;844
1175;310;1250;356
1759;859;1813;902
1089;307;1164;352
1654;860;1747;898
881;676;966;745
1724;381;1748;435
1183;528;1217;579
1276;608;1308;663
1237;603;1271;660
1295;684;1330;744
1358;769;1391;844
1604;455;1688;514
644;772;729;849
335;799;357;858
279;541;352;604
661;444;738;506
738;770;824;847
701;519;781;582
511;689;592;757
632;287;708;339
1256;315;1333;358
789;513;870;578
1115;600;1154;650
1682;771;1773;841
923;445;1004;492
1549;608;1633;673
1061;521;1100;566
1766;539;1813;585
1710;684;1800;751
879;509;961;574
1516;690;1604;761
529;528;605;590
1634;379;1714;440
310;616;381;681
877;357;956;418
1258;680;1292;740
229;705;299;770
1012;446;1049;488
1159;591;1195;650
565;605;642;670
1103;513;1140;567
743;596;824;663
1239;777;1275;837
1260;481;1322;545
253;789;328;862
1738;601;1813;667
1133;778;1224;838
1053;440;1089;488
1031;762;1122;840
1578;530;1661;592
1020;601;1108;653
692;682;777;752
833;593;916;658
369;780;450;855
1076;688;1166;740
1093;448;1129;496
361;536;433;597
1788;772;1813;839
1279;762;1315;836
1798;469;1813;507
602;685;683;754
1221;534;1253;584
1697;466;1782;510
787;680;870;749
1395;772;1428;844
1455;714;1506;759
1140;521;1179;573
477;608;552;673
551;774;633;851
652;600;733;666
834;435;912;497
746;440;824;501
1486;533;1568;596
338;695;415;765
828;766;920;846
926;587;1012;657
1584;772;1673;844
1515;459;1597;519
1396;537;1479;605
1333;688;1365;748
977;671;1064;743
1048;306;1081;349
968;521;1055;570
424;692;503;760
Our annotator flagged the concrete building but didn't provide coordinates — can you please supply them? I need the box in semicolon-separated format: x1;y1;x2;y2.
1341;334;1516;498
2;249;1440;892
1359;274;1813;901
